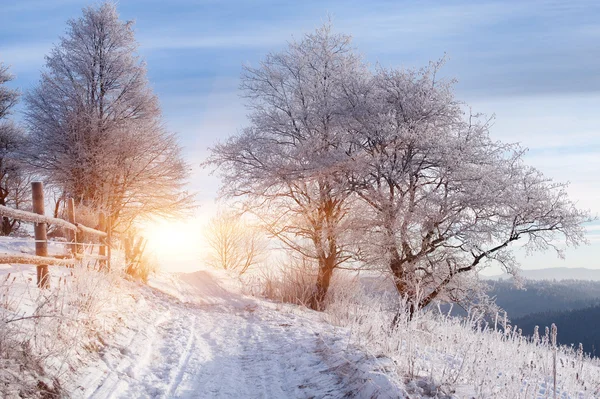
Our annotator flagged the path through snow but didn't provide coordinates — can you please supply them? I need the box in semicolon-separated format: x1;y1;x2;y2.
71;270;403;399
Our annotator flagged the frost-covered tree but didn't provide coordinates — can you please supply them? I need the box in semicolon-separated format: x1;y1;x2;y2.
205;210;266;275
208;25;363;309
0;64;18;119
0;63;30;235
24;3;192;232
209;24;590;314
344;60;591;318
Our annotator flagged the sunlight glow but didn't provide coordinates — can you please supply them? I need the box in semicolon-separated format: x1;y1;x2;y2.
142;219;206;273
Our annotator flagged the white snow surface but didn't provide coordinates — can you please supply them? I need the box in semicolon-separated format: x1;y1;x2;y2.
66;269;405;398
0;235;404;398
5;236;597;398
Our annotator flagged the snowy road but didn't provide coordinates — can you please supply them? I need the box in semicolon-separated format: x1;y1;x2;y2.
73;270;401;399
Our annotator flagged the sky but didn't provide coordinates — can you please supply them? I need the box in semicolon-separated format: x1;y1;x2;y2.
1;0;599;274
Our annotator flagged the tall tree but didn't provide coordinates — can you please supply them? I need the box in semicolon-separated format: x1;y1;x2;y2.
208;24;363;310
0;64;18;119
24;3;192;231
0;63;30;235
210;23;590;315
345;60;591;318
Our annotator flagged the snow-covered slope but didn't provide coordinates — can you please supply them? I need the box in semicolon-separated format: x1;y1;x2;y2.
0;230;406;399
2;234;599;398
70;269;404;398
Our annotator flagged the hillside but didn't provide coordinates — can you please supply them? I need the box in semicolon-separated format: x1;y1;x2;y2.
433;277;600;361
1;236;599;398
0;261;403;397
487;279;600;318
513;304;600;357
77;270;404;398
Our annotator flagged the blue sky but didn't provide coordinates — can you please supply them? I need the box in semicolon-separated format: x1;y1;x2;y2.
1;0;598;273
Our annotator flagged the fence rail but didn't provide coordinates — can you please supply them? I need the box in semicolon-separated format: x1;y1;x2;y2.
0;182;111;287
0;253;77;267
0;205;107;237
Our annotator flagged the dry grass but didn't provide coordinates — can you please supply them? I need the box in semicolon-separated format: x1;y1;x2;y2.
242;256;318;307
0;262;135;397
323;278;600;398
250;263;600;398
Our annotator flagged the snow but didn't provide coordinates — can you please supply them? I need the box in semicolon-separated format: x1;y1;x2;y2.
70;270;405;398
1;235;599;398
0;232;405;398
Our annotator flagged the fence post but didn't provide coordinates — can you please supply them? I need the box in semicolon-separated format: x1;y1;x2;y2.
106;215;112;271
67;198;78;255
98;212;106;270
32;182;49;288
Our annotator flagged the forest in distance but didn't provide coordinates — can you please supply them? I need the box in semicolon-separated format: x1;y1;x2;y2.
439;277;600;356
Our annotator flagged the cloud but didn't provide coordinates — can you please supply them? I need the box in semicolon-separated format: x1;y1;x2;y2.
5;0;600;98
3;0;81;13
139;33;284;51
337;1;600;97
0;43;52;71
470;93;600;148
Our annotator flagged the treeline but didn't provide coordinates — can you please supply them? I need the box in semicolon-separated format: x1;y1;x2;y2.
513;304;600;357
488;279;600;318
439;279;600;356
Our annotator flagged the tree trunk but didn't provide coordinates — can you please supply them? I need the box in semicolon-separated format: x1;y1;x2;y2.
309;255;336;311
2;216;12;235
388;250;417;324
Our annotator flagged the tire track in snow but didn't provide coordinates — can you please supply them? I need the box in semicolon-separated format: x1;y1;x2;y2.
163;315;197;398
126;310;172;380
169;308;345;399
113;304;198;398
83;273;403;399
87;308;172;399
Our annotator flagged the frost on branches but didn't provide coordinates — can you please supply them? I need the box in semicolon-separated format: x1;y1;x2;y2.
0;63;30;235
204;209;267;276
24;3;193;231
208;23;591;313
208;25;363;310
344;59;590;318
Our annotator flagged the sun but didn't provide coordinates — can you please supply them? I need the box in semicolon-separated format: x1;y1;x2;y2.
142;220;205;272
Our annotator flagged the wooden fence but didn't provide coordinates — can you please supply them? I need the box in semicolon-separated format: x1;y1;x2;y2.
0;182;110;288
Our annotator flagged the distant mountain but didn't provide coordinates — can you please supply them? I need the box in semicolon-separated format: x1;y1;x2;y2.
513;304;600;357
485;267;600;282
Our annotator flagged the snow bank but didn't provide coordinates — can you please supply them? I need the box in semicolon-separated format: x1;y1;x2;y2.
0;236;142;397
148;268;254;308
75;265;408;398
11;235;595;398
323;276;600;398
0;235;407;399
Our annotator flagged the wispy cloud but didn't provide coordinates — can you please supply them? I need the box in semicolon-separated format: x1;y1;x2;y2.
0;43;52;69
3;0;81;13
338;1;600;97
139;28;295;51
